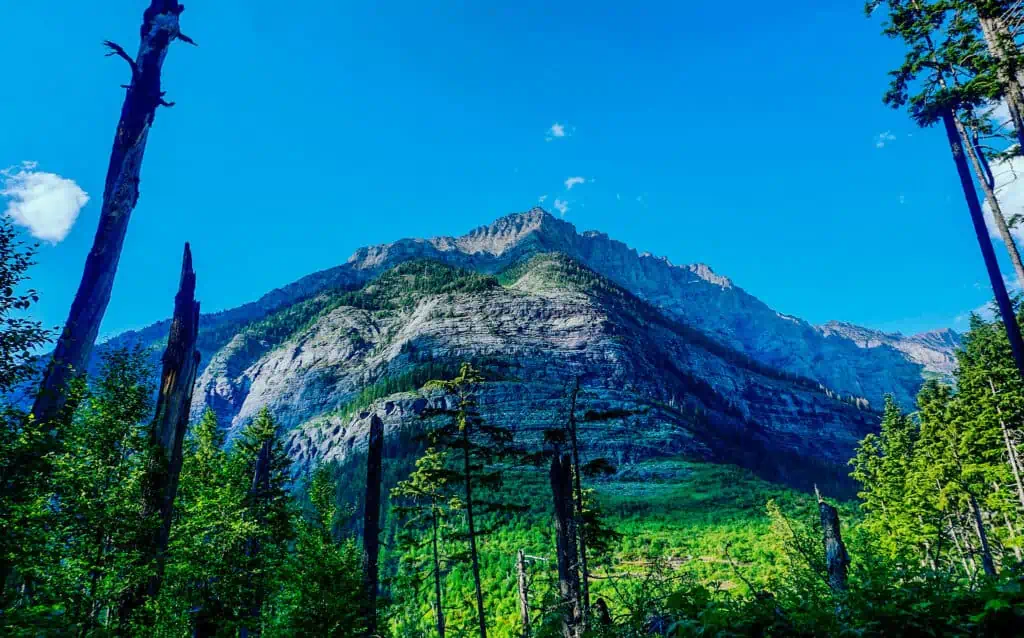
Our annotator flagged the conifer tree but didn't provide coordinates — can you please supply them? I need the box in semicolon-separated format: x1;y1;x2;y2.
869;0;1024;378
392;447;454;638
422;363;522;638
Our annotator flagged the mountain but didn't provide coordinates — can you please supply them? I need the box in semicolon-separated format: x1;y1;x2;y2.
92;208;960;489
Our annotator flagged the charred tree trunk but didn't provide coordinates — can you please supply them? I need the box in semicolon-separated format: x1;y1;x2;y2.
550;454;582;638
362;414;384;638
116;244;200;627
32;0;195;429
816;488;850;593
239;438;273;638
943;109;1024;384
969;492;998;577
516;549;531;638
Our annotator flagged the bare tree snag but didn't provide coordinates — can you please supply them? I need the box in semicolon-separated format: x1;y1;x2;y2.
117;243;200;625
32;0;195;429
362;414;384;637
517;549;531;638
550;454;582;638
815;487;850;593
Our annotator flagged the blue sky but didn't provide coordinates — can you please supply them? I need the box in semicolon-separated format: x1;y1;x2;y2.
0;0;1004;339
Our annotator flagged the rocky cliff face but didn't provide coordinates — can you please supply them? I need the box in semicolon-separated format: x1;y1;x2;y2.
90;208;961;488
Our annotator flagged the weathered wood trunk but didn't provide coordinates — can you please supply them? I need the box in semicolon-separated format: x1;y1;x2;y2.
816;489;849;593
362;414;384;637
978;13;1024;151
988;378;1024;511
517;549;531;638
550;454;582;638
116;243;200;627
942;109;1024;383
32;0;194;429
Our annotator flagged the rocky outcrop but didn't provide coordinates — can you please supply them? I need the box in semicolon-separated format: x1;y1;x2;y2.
186;256;877;491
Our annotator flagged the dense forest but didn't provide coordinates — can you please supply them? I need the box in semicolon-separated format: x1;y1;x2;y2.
6;0;1024;635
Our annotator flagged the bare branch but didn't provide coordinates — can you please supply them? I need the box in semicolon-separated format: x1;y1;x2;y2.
102;40;138;77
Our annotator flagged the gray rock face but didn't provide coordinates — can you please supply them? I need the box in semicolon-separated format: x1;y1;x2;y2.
87;208;961;488
186;255;877;488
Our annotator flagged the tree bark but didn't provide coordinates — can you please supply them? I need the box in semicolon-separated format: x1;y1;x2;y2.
362;415;384;638
550;454;582;638
815;489;850;593
948;517;974;579
32;0;193;429
978;12;1024;150
962;125;1024;289
968;492;998;577
943;109;1024;384
516;549;531;638
432;507;446;638
116;243;200;627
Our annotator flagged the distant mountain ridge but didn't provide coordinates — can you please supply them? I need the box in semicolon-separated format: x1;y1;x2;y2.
78;207;964;491
102;207;959;410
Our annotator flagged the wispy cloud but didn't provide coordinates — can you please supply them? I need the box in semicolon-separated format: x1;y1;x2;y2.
981;150;1024;244
548;123;566;139
1;161;89;243
564;176;586;190
553;198;569;216
538;194;548;203
875;131;896;148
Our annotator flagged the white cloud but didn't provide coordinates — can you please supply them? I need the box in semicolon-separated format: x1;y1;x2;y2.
875;131;896;148
553;198;569;216
564;176;586;190
982;151;1024;244
549;123;566;138
1;162;89;243
538;194;548;203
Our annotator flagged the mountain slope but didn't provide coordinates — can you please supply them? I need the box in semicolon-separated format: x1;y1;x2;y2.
181;255;876;493
104;208;957;410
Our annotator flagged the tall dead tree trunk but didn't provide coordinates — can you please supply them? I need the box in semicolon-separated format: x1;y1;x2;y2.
32;0;195;429
362;415;384;638
550;454;582;638
517;549;531;638
117;243;200;626
815;487;850;594
943;109;1024;383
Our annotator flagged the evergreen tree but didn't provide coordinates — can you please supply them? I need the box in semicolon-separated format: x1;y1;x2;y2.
421;363;522;638
42;348;154;635
392;447;455;638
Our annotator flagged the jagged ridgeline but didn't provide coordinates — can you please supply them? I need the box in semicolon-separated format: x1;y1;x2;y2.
82;210;960;492
83;211;962;491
